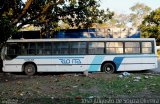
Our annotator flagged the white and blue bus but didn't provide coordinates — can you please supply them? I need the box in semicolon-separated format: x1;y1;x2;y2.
1;38;158;75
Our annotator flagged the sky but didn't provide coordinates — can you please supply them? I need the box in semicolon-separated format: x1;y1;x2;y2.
22;0;160;14
100;0;160;14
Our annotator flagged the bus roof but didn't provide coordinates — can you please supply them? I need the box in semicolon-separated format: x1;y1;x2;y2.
7;38;156;43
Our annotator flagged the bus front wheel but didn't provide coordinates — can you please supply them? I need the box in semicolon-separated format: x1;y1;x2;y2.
102;63;115;74
24;64;36;76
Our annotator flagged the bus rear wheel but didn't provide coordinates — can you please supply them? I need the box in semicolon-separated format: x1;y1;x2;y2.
102;63;115;74
24;64;36;76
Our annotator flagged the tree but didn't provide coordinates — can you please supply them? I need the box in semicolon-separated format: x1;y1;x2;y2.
0;17;17;48
130;3;151;27
115;13;130;28
140;8;160;43
0;0;113;47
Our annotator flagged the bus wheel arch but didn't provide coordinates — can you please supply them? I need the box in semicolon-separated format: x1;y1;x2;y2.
101;61;116;74
22;62;37;75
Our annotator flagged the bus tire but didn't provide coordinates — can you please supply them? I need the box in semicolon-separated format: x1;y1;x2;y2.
102;63;115;74
24;63;36;76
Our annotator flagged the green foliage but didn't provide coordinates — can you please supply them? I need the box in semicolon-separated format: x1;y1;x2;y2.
108;14;130;28
140;8;160;42
0;0;113;44
130;3;151;15
130;3;151;27
0;0;22;46
0;17;17;48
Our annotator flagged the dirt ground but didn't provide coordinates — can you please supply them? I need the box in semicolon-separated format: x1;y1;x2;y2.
0;72;160;104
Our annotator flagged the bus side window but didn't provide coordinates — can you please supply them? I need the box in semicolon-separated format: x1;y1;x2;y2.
21;46;27;55
43;43;51;55
125;42;140;54
88;42;104;54
68;42;87;55
142;42;152;54
38;50;43;55
70;42;79;54
28;43;36;55
106;42;123;54
37;43;43;55
79;42;87;54
61;42;69;54
20;43;27;55
52;42;69;55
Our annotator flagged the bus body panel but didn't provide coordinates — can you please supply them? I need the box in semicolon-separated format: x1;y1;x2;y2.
2;54;158;72
2;59;25;72
1;38;158;73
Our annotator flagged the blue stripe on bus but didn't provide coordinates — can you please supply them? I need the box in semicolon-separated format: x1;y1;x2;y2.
15;55;156;71
113;57;124;71
16;55;157;59
88;55;105;71
125;56;157;58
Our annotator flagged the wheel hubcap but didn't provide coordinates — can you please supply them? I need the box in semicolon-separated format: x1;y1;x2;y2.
27;67;32;73
104;65;113;73
106;67;111;71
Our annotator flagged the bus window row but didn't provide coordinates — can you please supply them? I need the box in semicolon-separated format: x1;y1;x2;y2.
6;41;154;56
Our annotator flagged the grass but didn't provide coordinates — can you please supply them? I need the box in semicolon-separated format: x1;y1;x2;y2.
70;74;160;97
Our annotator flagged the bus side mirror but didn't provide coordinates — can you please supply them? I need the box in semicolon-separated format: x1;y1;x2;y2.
1;47;7;60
